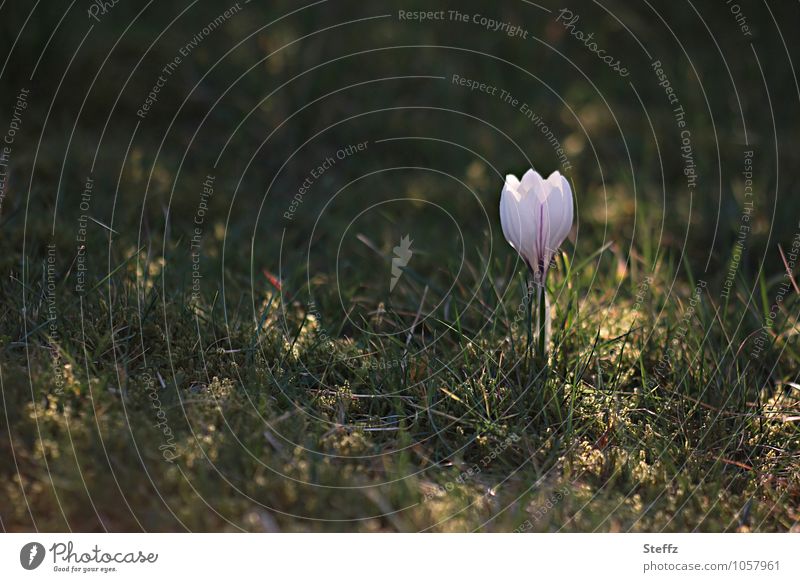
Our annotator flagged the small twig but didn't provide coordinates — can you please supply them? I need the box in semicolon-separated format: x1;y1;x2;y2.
405;285;429;350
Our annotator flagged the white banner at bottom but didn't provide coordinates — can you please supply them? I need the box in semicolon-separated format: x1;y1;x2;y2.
0;533;796;581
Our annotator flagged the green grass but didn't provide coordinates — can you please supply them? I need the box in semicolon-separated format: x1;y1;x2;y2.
1;0;799;532
2;215;798;531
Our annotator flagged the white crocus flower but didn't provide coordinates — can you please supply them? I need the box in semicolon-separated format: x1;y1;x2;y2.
500;169;573;359
500;169;573;284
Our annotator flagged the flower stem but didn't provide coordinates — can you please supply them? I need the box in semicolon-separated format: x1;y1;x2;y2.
525;277;534;360
537;283;547;365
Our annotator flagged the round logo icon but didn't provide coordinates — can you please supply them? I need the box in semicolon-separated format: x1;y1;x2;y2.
20;542;46;570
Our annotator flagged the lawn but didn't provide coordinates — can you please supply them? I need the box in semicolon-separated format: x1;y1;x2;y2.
1;0;798;532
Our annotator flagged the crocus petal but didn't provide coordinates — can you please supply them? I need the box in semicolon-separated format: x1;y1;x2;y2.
550;172;573;249
518;189;542;269
539;172;565;249
500;183;527;261
545;170;564;191
521;168;546;200
504;174;521;200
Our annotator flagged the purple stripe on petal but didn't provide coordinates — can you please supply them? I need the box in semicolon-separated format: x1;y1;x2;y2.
538;203;545;282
